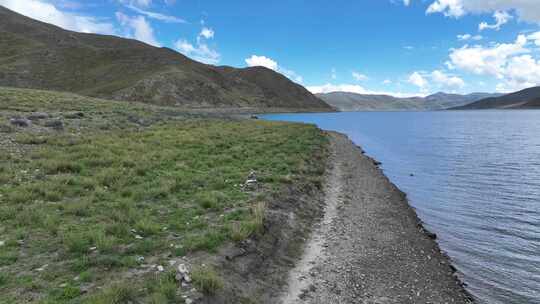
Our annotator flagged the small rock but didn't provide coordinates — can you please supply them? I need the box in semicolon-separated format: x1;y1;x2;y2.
0;240;4;247
157;265;164;272
44;120;64;130
183;274;192;283
185;299;193;304
425;231;437;240
10;118;31;127
135;234;143;239
27;112;49;120
89;247;97;251
245;179;257;185
59;283;68;288
136;256;145;263
177;263;189;275
64;111;84;119
36;264;48;272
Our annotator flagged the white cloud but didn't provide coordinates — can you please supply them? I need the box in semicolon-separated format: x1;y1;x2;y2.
527;31;540;46
403;0;411;6
306;83;423;97
116;12;160;47
125;4;186;23
134;0;152;7
176;24;220;64
425;0;540;23
245;55;278;71
118;0;152;8
0;0;116;34
352;71;368;81
431;70;466;88
498;55;540;91
448;33;540;91
245;55;303;83
382;79;392;85
404;46;414;50
175;39;220;64
457;34;483;41
448;34;528;78
331;68;337;80
479;10;512;31
199;27;214;39
427;0;465;18
408;72;428;90
406;70;466;92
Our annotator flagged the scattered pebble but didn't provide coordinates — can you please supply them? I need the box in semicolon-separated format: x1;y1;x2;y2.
27;112;49;120
10;118;31;127
36;264;48;272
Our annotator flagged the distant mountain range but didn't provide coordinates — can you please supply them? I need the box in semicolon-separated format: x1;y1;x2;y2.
317;91;502;111
0;6;331;111
451;86;540;110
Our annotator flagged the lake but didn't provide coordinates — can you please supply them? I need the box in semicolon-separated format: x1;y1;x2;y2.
263;111;540;304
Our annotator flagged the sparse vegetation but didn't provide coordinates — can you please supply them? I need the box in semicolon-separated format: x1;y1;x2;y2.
191;265;224;294
0;87;328;303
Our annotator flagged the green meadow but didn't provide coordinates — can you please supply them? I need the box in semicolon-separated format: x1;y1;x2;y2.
0;87;328;303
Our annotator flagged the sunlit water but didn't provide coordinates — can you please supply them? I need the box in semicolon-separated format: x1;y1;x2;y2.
263;111;540;304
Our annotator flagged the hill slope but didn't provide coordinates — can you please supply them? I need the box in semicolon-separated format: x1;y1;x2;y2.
0;6;331;111
452;86;540;110
318;91;501;111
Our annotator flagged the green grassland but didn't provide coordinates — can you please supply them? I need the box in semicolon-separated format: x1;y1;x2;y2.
0;87;328;303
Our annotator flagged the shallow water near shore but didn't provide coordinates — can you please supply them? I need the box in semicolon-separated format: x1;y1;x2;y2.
263;110;540;304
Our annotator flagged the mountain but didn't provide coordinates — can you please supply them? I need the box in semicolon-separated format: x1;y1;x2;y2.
317;91;501;111
451;86;540;110
0;6;331;111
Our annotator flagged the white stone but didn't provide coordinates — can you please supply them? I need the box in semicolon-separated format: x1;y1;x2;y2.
0;240;4;247
135;235;143;239
177;263;189;274
157;265;164;272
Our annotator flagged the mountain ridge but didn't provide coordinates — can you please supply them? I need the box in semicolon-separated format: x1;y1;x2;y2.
451;86;540;110
317;91;501;111
0;5;332;111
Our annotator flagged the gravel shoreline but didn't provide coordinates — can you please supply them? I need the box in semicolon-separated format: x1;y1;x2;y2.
280;132;474;304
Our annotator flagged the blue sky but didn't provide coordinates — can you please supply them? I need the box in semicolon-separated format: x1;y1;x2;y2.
2;0;540;96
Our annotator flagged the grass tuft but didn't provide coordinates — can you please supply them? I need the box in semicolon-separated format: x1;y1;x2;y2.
191;265;224;295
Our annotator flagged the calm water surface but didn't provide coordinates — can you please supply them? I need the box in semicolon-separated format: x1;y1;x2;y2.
263;111;540;304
